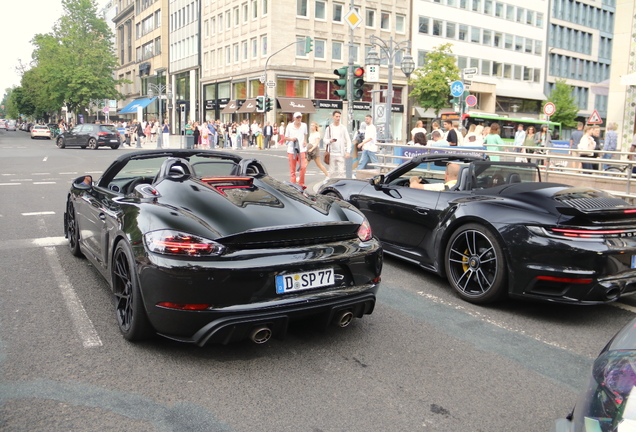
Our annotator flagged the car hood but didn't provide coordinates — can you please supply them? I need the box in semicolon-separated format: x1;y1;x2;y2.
140;175;363;239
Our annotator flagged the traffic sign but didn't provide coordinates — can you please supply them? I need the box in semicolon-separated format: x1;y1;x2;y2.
466;95;477;107
463;68;478;75
259;75;266;84
266;80;276;88
344;9;362;30
587;110;603;124
103;107;109;113
463;80;472;86
450;81;465;97
543;102;556;116
464;74;474;79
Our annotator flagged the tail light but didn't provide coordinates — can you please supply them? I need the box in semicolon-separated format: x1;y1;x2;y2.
527;226;636;240
98;132;109;136
357;220;373;242
144;230;226;257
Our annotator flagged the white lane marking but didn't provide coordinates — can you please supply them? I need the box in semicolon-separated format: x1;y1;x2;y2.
44;247;102;348
0;183;20;186
610;302;636;314
11;179;32;181
59;172;78;175
33;182;56;185
1;174;15;176
32;237;67;247
32;173;51;175
22;211;56;216
43;157;48;162
416;291;577;352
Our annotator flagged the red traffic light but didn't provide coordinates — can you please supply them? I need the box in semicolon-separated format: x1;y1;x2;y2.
353;66;364;77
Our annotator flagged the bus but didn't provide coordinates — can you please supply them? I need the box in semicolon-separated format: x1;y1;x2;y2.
454;112;562;141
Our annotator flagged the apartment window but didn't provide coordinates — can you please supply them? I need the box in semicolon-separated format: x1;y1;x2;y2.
447;0;456;6
484;0;492;15
503;63;511;78
155;10;161;28
333;3;343;21
494;32;502;48
350;44;359;63
536;12;543;27
252;0;258;18
492;62;502;77
252;38;257;58
418;17;429;34
242;41;248;61
482;29;491;45
211;17;216;34
396;15;405;32
211;50;216;68
526;10;534;25
459;25;468;40
504;34;512;49
446;22;456;38
225;11;230;29
433;20;442;36
534;69;540;83
261;36;267;56
470;27;479;43
472;0;480;12
506;5;514;20
514;65;522;80
226;46;231;64
314;39;325;59
297;0;307;16
515;36;523;51
470;58;479;69
234;8;239;26
332;41;343;61
460;0;468;9
495;2;503;17
516;7;524;23
525;39;532;53
417;50;428;67
366;9;375;27
481;60;491;75
219;14;223;32
205;20;209;37
457;56;467;70
296;36;309;56
234;43;239;62
523;66;532;81
243;3;248;22
381;12;390;30
315;0;326;19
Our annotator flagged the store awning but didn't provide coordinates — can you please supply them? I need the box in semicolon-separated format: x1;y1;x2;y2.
237;99;258;113
220;100;239;114
277;97;316;114
591;79;609;96
621;72;636;86
118;97;157;114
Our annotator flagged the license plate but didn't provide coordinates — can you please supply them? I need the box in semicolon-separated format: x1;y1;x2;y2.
110;139;118;142
276;269;334;294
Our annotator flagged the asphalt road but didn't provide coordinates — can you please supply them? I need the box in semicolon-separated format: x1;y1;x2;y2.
1;129;635;431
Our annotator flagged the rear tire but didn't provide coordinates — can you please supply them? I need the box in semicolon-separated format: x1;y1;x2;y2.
57;137;65;149
112;241;153;341
66;202;83;257
444;223;507;304
88;138;98;150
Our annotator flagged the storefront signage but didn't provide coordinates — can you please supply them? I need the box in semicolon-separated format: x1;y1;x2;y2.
314;100;343;110
353;103;403;113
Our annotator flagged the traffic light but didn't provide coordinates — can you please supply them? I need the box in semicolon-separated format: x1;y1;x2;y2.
265;96;273;112
352;65;365;101
305;36;313;54
256;95;265;113
333;66;348;100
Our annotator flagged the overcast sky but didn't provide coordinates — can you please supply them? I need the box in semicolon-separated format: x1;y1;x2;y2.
0;0;109;97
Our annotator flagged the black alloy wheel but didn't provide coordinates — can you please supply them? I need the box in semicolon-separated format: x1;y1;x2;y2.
66;202;83;257
88;138;98;150
57;137;65;148
445;223;507;304
112;241;153;341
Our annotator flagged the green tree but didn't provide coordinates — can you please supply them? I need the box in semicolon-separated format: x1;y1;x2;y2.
29;0;123;118
408;43;461;118
7;87;35;119
547;79;579;128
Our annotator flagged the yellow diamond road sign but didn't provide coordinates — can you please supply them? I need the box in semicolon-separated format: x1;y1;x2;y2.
345;9;362;30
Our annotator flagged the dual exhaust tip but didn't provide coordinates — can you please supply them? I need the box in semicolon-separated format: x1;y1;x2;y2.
248;310;355;344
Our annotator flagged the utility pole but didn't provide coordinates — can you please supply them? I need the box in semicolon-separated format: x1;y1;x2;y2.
346;0;355;178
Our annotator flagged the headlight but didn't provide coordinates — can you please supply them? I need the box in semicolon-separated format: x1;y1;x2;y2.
357;220;373;242
144;230;226;257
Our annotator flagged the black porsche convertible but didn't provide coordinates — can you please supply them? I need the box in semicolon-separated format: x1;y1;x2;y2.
64;150;382;345
318;153;636;305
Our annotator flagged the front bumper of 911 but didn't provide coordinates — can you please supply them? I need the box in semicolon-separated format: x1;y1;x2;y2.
134;238;382;345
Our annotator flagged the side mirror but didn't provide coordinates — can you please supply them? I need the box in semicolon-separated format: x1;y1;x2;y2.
73;175;93;190
371;175;385;190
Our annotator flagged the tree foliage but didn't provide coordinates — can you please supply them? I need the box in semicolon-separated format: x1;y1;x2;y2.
547;79;579;128
22;0;123;119
408;44;461;118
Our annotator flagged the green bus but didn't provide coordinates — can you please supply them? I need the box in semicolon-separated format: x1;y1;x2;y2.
459;112;562;141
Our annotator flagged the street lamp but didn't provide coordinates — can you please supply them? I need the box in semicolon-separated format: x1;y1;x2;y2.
365;35;413;143
147;79;172;149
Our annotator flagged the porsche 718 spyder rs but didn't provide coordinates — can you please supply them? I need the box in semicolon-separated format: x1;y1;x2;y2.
64;150;382;345
318;153;636;305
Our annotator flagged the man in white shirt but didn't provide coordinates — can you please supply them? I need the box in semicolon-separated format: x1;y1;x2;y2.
430;130;449;146
356;115;378;170
323;110;351;178
239;119;250;149
285;112;308;186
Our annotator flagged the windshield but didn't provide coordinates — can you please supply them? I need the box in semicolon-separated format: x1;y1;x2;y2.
572;350;636;432
471;162;541;189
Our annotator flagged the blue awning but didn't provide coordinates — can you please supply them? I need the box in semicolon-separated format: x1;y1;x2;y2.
118;97;157;114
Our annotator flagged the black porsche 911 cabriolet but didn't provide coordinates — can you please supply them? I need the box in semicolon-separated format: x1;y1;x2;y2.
318;153;636;305
64;150;382;345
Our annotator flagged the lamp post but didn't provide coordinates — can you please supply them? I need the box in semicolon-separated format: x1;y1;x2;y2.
365;36;415;143
147;80;172;149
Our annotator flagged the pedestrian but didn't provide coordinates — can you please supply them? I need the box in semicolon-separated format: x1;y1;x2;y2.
135;120;145;145
413;132;428;146
161;119;170;148
444;120;458;146
207;120;218;148
151;120;158;143
591;126;602;171
524;126;538;164
464;124;479;145
603;122;618;169
357;115;378;171
323;110;352;179
278;122;286;145
513;124;526;152
240;119;250;149
285;112;308;186
307;122;329;180
144;121;152;143
201;122;209;149
428;121;441;141
429;130;449;146
250;119;259;147
263;122;273;149
411;120;427;141
578;125;597;172
192;121;200;148
569;122;584;170
256;123;263;149
483;123;505;150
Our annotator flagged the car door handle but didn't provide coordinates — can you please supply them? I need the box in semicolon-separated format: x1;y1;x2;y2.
415;207;429;215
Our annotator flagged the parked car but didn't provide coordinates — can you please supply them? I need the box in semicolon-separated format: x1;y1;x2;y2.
0;119;7;130
552;316;636;431
63;150;382;345
31;124;52;139
318;153;636;305
6;120;17;131
56;123;121;149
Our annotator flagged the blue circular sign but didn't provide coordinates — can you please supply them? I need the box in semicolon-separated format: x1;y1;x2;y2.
450;81;465;97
